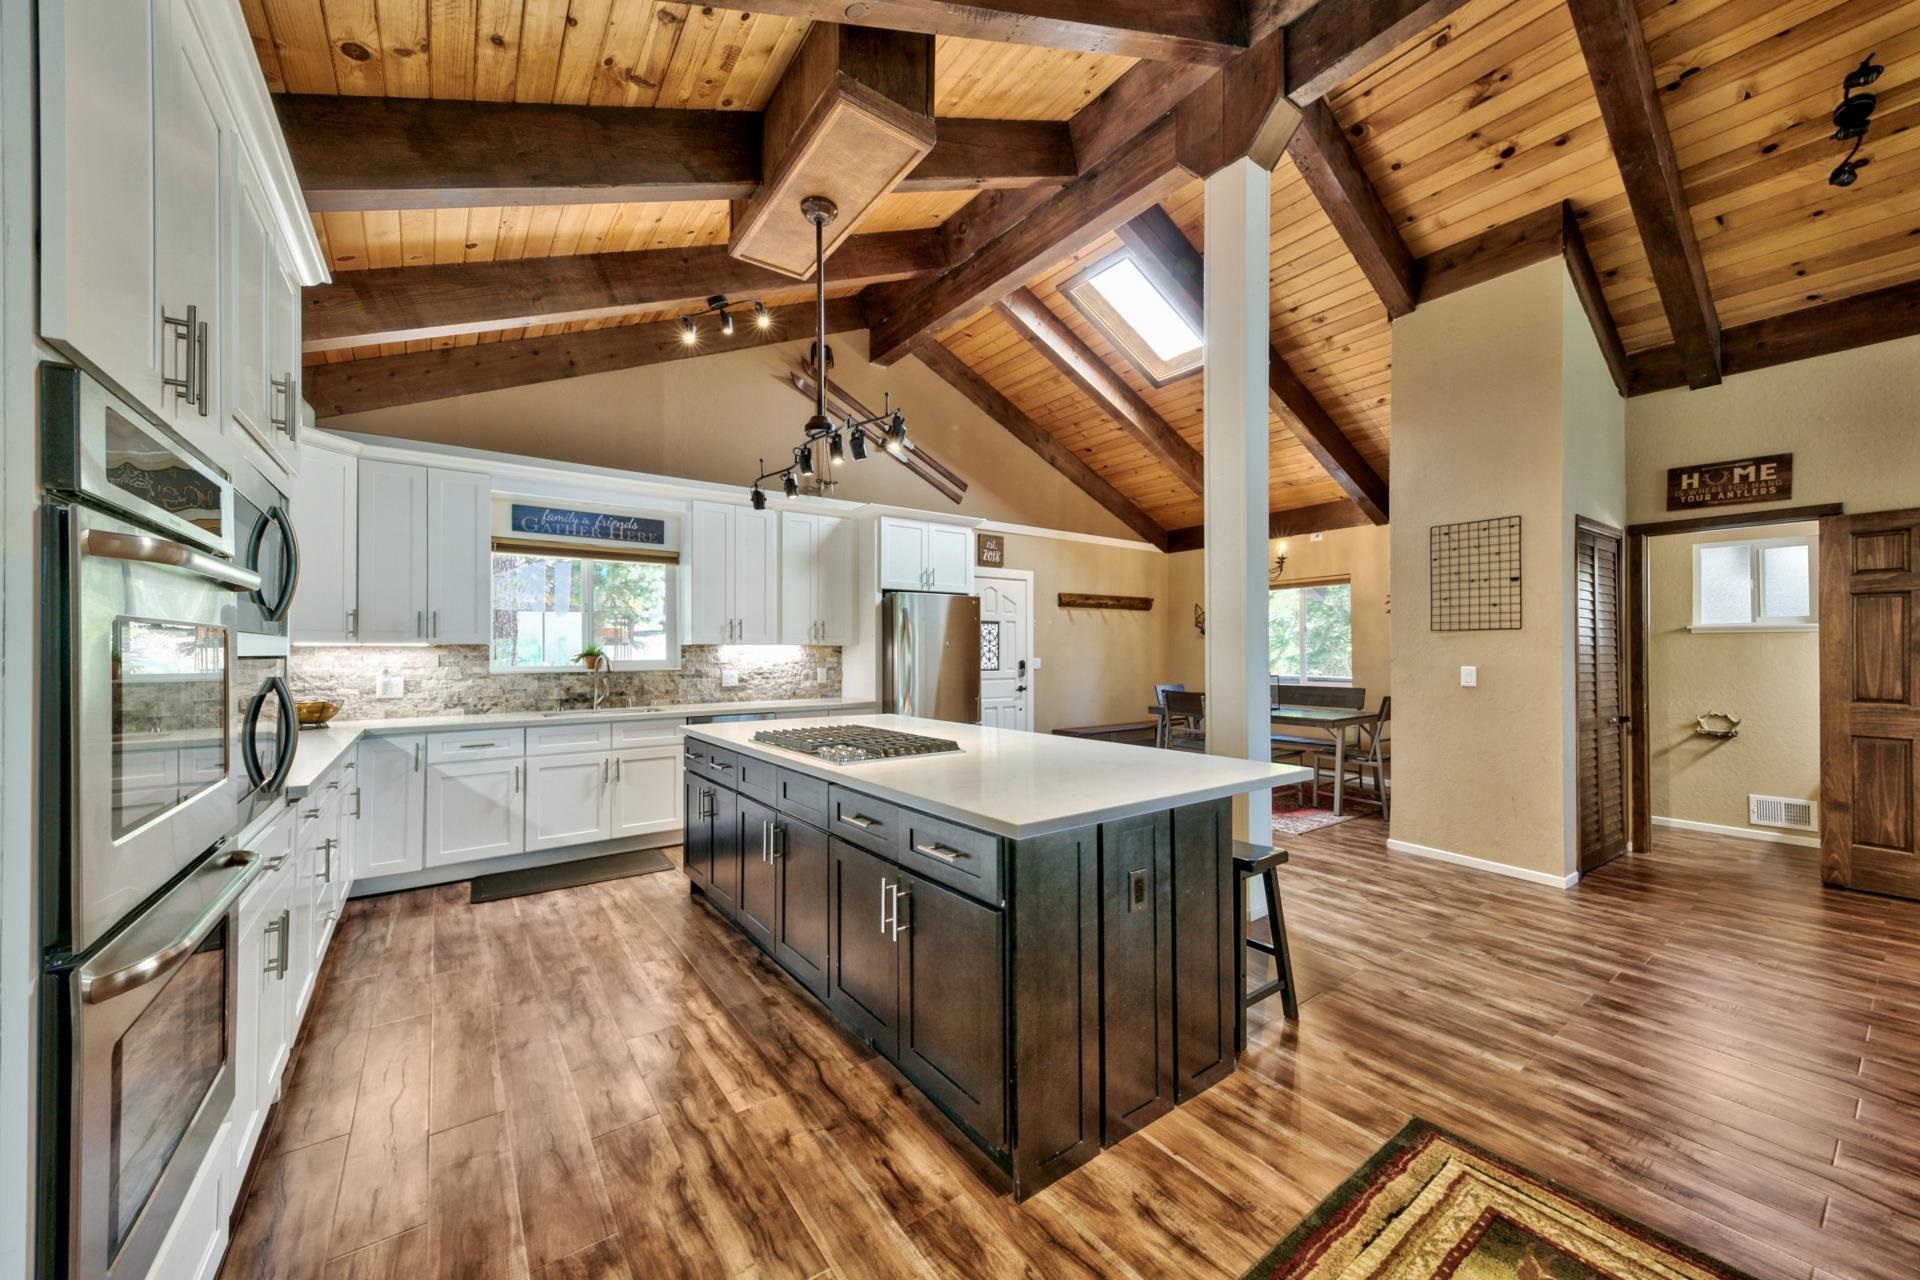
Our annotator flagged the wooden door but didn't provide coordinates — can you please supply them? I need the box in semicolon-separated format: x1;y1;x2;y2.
1821;510;1920;899
976;571;1033;731
896;869;1006;1147
773;817;831;1000
1576;520;1628;873
828;837;901;1057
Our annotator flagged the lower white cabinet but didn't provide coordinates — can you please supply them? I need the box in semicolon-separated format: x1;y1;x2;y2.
356;734;426;877
426;757;526;866
612;741;684;837
232;806;294;1187
525;752;613;850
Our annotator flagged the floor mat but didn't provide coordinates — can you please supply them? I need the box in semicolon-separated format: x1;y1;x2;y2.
468;847;674;903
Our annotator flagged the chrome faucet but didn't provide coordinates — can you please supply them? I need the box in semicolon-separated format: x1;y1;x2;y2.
590;654;612;711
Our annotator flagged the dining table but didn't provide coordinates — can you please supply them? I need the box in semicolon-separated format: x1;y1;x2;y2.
1148;701;1379;816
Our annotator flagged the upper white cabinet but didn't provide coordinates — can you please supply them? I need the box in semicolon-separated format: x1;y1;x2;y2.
266;249;303;467
686;501;779;645
288;443;358;643
879;517;973;593
354;461;491;643
780;512;854;645
227;155;271;447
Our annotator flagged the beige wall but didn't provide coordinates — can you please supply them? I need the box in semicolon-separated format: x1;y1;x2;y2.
1645;523;1819;837
1388;258;1624;881
1626;331;1920;525
327;329;1143;542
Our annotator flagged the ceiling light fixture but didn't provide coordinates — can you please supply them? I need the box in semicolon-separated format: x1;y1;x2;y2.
1828;54;1883;187
754;300;772;329
746;195;912;503
677;316;698;346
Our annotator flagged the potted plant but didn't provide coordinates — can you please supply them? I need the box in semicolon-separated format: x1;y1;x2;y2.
573;644;606;671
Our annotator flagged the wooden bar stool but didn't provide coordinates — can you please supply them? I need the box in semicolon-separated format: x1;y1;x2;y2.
1231;840;1299;1048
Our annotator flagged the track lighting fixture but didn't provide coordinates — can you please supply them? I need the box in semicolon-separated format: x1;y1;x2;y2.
796;444;814;478
677;316;697;346
750;484;766;511
721;311;735;337
848;427;868;461
782;471;800;498
754;301;772;329
1829;54;1884;188
828;431;845;464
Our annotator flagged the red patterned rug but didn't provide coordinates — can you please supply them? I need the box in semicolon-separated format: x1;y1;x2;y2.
1273;792;1382;836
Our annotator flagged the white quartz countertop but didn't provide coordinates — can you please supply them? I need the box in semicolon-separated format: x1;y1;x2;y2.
686;714;1312;839
281;697;879;798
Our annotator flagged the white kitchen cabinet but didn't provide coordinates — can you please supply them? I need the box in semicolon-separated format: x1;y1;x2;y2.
780;512;854;645
154;0;233;443
355;460;430;642
525;752;613;851
426;468;493;643
289;443;359;642
425;758;525;867
38;0;161;412
265;247;303;470
227;153;271;448
879;517;972;593
687;500;780;644
355;461;491;643
356;734;426;878
611;741;683;838
232;806;293;1187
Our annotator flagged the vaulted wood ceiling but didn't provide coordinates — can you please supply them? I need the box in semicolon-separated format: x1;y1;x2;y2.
258;0;1920;545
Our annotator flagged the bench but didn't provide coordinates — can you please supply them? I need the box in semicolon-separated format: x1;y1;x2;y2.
1053;720;1160;746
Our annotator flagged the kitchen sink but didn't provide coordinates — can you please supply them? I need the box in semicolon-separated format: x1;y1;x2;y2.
538;706;666;717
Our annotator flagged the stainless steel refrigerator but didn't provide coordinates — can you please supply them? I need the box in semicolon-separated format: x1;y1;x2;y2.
881;590;982;724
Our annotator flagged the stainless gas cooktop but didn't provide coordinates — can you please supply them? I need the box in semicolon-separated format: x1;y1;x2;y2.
751;724;963;765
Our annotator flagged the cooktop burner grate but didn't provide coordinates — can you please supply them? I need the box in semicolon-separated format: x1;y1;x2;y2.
752;725;963;765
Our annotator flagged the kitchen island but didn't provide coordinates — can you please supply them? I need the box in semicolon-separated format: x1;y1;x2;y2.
682;714;1308;1199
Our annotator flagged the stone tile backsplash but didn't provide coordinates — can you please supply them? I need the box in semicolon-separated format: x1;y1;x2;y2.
289;644;843;719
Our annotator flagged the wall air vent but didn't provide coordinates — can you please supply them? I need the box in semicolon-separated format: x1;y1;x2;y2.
1750;794;1818;832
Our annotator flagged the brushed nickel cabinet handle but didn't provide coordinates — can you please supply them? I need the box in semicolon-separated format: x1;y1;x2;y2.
891;887;911;941
879;878;892;933
416;610;424;637
841;813;877;829
194;317;210;415
912;841;965;864
415;741;423;771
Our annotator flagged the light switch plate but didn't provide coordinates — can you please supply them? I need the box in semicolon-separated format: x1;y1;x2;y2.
375;675;404;699
1460;666;1478;688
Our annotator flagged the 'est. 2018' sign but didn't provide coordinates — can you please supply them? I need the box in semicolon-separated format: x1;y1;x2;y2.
1666;454;1792;511
510;504;666;545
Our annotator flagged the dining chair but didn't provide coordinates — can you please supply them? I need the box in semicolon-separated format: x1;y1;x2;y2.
1313;696;1391;818
1153;683;1186;748
1163;691;1206;752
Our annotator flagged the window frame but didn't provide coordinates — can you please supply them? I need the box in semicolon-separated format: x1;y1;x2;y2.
487;549;681;674
1689;535;1818;633
1268;576;1355;686
1059;249;1203;388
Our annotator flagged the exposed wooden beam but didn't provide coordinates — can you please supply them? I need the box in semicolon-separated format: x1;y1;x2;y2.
302;230;943;351
1267;355;1388;524
912;340;1170;547
866;115;1194;365
1165;500;1371;553
1414;203;1629;397
306;298;866;417
1067;62;1216;174
1118;205;1390;522
1566;0;1721;388
1283;0;1475;104
1172;29;1301;178
720;0;1248;66
994;287;1206;495
1627;278;1920;396
279;96;1076;211
1286;99;1415;318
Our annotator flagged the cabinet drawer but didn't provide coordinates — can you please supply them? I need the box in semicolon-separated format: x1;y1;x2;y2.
684;739;709;770
701;746;740;787
735;752;778;805
828;786;901;856
612;718;683;746
526;722;612;756
427;728;526;762
900;812;1001;905
775;769;830;828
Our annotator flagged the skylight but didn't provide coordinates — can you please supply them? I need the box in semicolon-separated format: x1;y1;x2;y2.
1062;251;1203;386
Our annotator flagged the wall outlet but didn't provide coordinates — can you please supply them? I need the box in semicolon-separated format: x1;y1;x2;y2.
1460;665;1478;688
375;675;404;699
721;667;740;688
815;666;829;683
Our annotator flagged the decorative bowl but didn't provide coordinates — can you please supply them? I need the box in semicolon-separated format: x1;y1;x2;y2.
295;699;342;727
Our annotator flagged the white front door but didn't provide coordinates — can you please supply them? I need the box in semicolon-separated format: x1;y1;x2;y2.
975;570;1034;731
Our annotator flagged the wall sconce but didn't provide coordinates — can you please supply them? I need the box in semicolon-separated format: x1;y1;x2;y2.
1193;604;1206;637
1272;541;1289;581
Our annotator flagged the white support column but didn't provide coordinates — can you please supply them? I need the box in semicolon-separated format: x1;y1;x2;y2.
1202;157;1273;846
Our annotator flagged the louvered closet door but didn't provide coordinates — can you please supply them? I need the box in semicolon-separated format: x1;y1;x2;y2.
1820;510;1920;899
1576;522;1627;873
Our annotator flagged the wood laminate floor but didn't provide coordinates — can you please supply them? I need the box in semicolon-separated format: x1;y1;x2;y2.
222;821;1920;1280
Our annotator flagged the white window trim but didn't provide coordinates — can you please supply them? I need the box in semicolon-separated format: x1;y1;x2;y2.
1269;579;1355;685
1689;535;1817;632
489;553;681;673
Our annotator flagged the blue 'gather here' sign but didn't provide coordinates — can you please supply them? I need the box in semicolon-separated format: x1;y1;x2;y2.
510;504;666;546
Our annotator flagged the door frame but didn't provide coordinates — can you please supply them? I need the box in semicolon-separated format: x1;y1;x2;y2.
974;568;1036;732
1624;503;1843;856
1574;515;1628;874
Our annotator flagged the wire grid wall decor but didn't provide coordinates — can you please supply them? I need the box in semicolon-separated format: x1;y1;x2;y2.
1430;515;1523;631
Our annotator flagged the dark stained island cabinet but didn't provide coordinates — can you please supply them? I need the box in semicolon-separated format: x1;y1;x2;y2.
680;717;1296;1199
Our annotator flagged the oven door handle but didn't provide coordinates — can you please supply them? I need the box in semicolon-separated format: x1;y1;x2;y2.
78;849;262;1005
83;528;261;592
246;503;300;622
264;676;298;791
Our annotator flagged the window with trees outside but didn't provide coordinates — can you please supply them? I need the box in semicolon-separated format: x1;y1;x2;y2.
490;549;677;671
1269;580;1353;684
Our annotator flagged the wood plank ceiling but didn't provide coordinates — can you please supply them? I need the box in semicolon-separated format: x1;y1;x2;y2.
259;0;1920;541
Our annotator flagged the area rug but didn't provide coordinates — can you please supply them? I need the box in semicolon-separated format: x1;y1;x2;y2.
1241;1119;1756;1280
1273;795;1381;836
